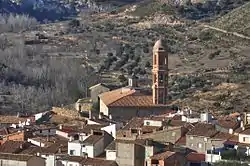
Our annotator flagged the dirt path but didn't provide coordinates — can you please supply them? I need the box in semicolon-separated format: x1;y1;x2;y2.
202;24;250;40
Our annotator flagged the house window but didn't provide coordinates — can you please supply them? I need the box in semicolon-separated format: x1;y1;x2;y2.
39;130;42;133
172;132;176;137
69;164;73;166
146;121;150;126
243;137;250;142
198;143;202;148
69;150;75;155
190;136;193;140
82;145;86;148
48;129;50;133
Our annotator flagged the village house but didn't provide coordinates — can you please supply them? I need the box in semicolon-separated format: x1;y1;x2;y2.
186;123;235;154
186;123;217;153
87;113;124;138
115;139;168;166
215;117;240;134
116;117;192;144
1;128;33;143
30;124;57;136
27;135;68;148
186;152;207;166
105;141;116;160
88;83;119;103
0;139;68;166
68;129;113;157
0;153;45;166
149;150;186;166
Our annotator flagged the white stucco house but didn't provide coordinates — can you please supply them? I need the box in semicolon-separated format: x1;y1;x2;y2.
68;130;113;158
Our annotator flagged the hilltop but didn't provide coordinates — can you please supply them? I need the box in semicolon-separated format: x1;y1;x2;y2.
213;1;250;36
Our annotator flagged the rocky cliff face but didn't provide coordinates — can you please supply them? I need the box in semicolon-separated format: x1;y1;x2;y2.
0;0;126;21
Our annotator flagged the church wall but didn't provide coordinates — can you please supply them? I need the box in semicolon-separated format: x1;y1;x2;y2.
108;107;167;120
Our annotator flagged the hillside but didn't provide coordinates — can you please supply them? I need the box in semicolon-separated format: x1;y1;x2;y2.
0;0;250;115
213;2;250;36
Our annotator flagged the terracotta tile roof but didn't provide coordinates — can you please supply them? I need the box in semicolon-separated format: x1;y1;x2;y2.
216;119;239;129
224;135;239;145
172;115;182;120
234;127;244;133
0;141;32;153
99;88;136;106
212;132;234;140
60;156;86;163
99;88;167;107
18;146;42;155
187;123;218;137
82;135;103;145
60;156;118;166
0;127;19;136
169;120;186;127
88;117;122;125
0;153;36;161
186;152;205;162
80;124;106;134
105;141;116;151
123;117;144;130
109;95;154;107
59;124;106;135
33;124;57;130
42;141;68;154
141;126;162;133
240;128;250;135
150;151;176;160
228;135;239;142
29;135;68;147
82;158;118;166
175;136;186;146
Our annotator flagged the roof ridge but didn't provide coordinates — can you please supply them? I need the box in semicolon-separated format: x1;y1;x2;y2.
107;88;136;106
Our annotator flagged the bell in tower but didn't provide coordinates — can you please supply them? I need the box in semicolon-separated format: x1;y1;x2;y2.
152;39;168;105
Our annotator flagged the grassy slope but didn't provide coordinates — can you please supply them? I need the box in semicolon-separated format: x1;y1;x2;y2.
213;2;250;36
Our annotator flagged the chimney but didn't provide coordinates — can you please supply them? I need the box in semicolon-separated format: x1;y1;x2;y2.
58;148;62;154
47;133;50;142
59;124;63;130
19;144;23;150
78;104;82;112
89;110;92;119
145;139;153;146
109;114;112;119
69;136;74;141
99;112;103;119
241;120;244;128
244;112;248;125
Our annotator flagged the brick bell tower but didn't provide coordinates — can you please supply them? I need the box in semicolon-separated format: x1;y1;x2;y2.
152;39;168;105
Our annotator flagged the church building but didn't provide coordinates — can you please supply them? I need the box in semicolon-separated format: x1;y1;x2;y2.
98;39;169;120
